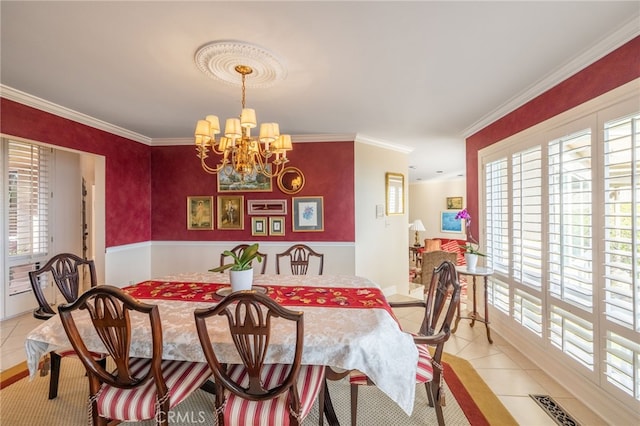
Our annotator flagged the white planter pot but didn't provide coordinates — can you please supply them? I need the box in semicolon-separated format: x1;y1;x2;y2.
464;253;478;271
229;268;254;292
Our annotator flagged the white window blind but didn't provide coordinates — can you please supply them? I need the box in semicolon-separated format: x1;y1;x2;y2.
6;140;50;295
485;158;509;275
603;113;640;330
512;147;543;290
603;112;640;400
548;130;593;311
550;304;594;370
605;331;640;400
480;87;640;408
514;288;543;336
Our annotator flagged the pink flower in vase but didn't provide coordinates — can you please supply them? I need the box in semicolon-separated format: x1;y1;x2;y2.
455;209;485;256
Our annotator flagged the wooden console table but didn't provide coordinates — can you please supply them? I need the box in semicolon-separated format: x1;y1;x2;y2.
452;266;494;343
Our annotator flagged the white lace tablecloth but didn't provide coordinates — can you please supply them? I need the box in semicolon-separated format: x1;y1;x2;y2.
25;273;418;415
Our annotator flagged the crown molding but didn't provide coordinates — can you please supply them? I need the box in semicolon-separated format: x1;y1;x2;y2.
151;133;357;146
462;17;640;138
355;133;414;154
0;85;152;145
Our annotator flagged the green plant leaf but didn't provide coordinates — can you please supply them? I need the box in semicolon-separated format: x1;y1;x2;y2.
210;243;262;272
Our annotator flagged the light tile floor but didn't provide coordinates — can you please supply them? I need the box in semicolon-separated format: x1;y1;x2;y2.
387;292;606;426
1;295;605;425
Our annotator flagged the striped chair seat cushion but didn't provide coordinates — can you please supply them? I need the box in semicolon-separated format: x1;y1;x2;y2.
222;363;326;426
350;335;433;385
97;357;211;421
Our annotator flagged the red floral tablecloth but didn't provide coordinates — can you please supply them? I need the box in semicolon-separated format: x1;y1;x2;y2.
123;280;393;316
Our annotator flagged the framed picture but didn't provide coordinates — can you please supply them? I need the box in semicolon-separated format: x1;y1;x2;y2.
446;196;463;210
247;199;287;215
217;165;273;192
217;195;244;230
187;196;214;230
293;196;324;232
277;166;305;195
385;172;404;215
441;211;463;233
269;216;285;236
251;217;268;236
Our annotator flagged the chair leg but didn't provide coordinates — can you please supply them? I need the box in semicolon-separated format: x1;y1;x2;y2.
425;381;434;407
318;378;325;426
430;381;445;426
350;384;358;426
48;351;61;399
158;391;170;426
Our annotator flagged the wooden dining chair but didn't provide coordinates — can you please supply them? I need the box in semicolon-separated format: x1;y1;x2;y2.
194;290;326;425
220;243;268;274
349;260;461;426
58;285;211;426
275;244;324;275
28;252;106;399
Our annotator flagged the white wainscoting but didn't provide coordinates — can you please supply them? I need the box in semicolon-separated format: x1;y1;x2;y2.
105;241;356;287
105;242;151;286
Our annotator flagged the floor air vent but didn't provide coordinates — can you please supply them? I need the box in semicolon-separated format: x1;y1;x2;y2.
529;394;581;426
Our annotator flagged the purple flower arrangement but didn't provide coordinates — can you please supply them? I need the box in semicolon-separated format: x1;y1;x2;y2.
455;208;485;256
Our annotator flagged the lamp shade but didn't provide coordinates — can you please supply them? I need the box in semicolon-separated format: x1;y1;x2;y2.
410;219;426;232
240;108;256;128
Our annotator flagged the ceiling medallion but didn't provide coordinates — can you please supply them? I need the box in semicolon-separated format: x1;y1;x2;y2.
194;40;287;88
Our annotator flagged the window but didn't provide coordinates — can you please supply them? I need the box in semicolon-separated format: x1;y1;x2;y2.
513;146;542;290
548;130;593;311
4;139;50;295
480;91;640;405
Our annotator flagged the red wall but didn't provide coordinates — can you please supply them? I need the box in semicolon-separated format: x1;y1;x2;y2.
151;141;355;242
465;36;640;238
1;97;356;246
1;99;152;247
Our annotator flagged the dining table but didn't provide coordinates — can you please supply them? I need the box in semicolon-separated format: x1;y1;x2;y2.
24;273;418;422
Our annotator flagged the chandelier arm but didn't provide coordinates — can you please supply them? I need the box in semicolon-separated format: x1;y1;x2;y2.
199;151;230;175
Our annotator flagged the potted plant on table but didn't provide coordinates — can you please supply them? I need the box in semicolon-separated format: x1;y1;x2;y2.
209;243;263;291
455;208;485;270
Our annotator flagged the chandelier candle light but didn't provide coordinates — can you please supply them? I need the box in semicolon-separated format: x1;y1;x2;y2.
194;65;293;179
455;208;485;270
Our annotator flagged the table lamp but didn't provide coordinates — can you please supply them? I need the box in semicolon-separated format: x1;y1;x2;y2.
409;219;426;247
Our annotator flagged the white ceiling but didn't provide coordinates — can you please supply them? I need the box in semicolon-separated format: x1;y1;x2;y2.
1;1;639;182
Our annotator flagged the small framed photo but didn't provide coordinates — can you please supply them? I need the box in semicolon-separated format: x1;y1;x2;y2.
446;196;463;210
217;195;244;230
269;217;285;236
247;199;287;215
187;196;214;230
251;217;268;236
441;211;463;233
293;196;324;232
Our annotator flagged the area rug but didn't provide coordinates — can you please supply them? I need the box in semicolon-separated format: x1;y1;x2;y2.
0;354;516;425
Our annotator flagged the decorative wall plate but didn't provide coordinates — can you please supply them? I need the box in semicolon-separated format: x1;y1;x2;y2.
277;167;305;194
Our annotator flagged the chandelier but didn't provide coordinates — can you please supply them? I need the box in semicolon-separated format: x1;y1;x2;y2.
194;65;292;179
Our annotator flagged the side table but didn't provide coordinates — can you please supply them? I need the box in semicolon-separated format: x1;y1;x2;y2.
409;246;424;266
452;266;494;343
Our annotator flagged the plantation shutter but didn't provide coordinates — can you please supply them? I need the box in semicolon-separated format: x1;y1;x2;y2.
484;157;510;314
6;140;50;295
512;146;543;290
547;129;594;370
512;146;543;336
603;112;640;398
